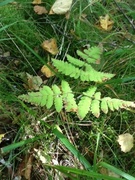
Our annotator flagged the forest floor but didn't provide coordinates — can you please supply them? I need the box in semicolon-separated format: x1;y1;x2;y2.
0;0;135;179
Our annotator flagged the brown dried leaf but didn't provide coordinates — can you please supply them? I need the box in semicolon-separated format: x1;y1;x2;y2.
24;155;33;180
99;14;114;31
17;154;33;180
32;0;42;4
41;38;59;55
34;5;48;15
41;62;55;78
25;73;43;90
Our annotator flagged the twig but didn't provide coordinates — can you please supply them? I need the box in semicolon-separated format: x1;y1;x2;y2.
113;0;135;31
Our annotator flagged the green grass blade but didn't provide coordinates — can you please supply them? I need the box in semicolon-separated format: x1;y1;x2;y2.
53;125;92;171
0;22;17;32
48;165;123;180
0;0;14;6
1;136;40;154
100;162;135;180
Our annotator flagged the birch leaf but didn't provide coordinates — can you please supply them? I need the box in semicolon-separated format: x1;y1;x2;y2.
41;38;59;55
99;14;114;31
34;5;48;15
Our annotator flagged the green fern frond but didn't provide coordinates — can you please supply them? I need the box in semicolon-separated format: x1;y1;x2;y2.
61;80;77;112
52;59;114;82
18;82;135;120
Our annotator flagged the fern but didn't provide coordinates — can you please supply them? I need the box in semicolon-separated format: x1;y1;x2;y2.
52;46;115;83
18;46;135;120
18;82;135;120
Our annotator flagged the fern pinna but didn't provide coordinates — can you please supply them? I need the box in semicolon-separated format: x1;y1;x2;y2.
18;46;135;119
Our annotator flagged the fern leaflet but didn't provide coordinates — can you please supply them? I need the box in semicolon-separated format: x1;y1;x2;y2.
77;46;101;64
66;54;85;67
61;80;77;112
77;87;97;119
52;85;63;112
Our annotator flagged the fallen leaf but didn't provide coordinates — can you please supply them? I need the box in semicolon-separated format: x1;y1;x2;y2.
25;73;43;90
100;167;120;178
0;134;5;143
17;154;33;180
3;51;10;57
34;5;48;15
41;38;59;55
49;0;73;15
99;14;114;31
32;0;42;4
41;62;55;78
117;133;134;153
24;155;33;180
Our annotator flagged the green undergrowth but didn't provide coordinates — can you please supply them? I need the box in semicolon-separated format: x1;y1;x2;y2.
0;0;135;179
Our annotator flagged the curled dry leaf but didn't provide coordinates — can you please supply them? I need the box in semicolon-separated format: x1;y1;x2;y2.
41;62;55;78
49;0;73;15
41;38;59;55
32;0;42;5
117;133;134;153
34;5;48;15
25;73;43;90
99;14;114;31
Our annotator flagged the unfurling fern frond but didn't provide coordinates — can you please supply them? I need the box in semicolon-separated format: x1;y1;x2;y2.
18;82;135;119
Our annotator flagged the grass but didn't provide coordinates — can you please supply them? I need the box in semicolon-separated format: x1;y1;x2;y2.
0;0;135;179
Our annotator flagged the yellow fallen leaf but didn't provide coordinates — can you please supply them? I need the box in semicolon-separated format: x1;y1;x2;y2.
34;5;48;15
117;133;134;153
0;134;5;143
49;0;73;15
41;62;55;78
41;38;59;55
32;0;42;4
99;14;114;31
